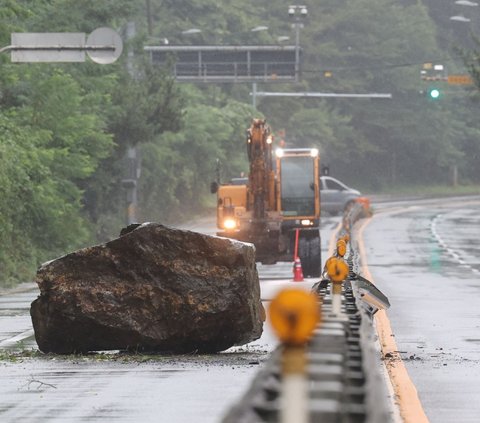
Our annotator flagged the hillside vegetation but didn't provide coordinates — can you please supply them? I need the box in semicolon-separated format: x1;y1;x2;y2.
1;0;479;284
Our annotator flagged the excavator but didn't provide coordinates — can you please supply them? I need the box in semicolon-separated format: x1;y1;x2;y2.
211;118;322;277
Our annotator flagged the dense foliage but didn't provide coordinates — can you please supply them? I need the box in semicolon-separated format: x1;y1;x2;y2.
1;0;479;284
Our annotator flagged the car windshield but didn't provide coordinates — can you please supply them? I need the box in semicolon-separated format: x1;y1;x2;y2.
324;178;346;190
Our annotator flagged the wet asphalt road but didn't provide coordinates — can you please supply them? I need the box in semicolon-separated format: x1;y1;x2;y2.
0;216;340;423
364;196;480;423
2;197;479;423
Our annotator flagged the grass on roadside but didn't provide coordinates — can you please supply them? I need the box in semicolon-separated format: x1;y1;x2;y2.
0;346;267;366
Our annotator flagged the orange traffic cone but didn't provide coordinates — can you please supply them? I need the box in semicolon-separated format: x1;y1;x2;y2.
293;257;304;282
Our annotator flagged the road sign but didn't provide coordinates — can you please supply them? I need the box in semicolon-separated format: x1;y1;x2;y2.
447;74;474;85
8;28;122;64
11;33;85;62
86;27;123;64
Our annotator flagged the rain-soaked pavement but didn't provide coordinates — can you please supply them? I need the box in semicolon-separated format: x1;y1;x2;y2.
0;216;341;423
364;196;480;423
3;196;479;422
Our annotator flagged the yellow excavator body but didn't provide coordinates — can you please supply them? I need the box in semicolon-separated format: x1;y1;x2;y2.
212;119;322;276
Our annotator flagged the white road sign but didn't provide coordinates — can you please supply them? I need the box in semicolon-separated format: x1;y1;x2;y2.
86;27;123;64
9;28;123;64
11;33;85;62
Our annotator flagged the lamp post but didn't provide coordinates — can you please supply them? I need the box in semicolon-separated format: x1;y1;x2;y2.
455;0;478;6
451;0;478;21
288;5;308;82
251;25;269;33
181;28;202;35
123;22;140;225
450;15;471;21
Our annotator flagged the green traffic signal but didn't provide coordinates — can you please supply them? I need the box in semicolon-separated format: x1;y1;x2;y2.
426;87;441;99
429;88;440;99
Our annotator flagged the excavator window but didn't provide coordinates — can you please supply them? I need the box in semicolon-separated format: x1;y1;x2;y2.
280;156;315;216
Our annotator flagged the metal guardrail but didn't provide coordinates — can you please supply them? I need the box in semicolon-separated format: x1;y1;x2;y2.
223;202;394;423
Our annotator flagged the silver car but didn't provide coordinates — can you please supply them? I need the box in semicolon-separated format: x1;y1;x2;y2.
320;176;361;215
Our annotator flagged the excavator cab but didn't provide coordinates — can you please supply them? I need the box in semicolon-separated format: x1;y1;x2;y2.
276;148;320;223
275;148;321;277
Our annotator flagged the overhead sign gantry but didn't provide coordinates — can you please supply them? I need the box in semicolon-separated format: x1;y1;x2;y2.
144;45;299;83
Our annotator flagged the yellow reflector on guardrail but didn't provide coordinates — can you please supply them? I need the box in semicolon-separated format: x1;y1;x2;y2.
325;256;349;283
269;289;320;346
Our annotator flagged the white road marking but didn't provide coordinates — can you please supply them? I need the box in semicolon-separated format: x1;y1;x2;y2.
0;329;34;348
430;211;479;275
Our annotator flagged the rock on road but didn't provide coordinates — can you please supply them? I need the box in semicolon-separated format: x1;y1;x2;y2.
0;215;340;423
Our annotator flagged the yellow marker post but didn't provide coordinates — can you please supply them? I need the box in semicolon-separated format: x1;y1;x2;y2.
269;289;320;423
325;256;349;283
336;239;347;257
326;256;349;315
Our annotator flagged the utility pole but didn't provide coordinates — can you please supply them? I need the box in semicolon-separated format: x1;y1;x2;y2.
121;22;141;225
145;0;153;36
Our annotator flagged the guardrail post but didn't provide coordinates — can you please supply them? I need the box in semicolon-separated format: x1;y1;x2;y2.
269;288;320;423
331;280;343;315
281;346;308;423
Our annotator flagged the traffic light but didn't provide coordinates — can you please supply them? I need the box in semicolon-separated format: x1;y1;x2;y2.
429;88;440;99
427;87;441;99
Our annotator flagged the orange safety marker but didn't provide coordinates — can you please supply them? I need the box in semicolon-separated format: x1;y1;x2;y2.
355;196;371;216
325;256;349;315
269;289;320;345
292;228;304;282
326;256;349;283
336;239;347;257
293;257;304;282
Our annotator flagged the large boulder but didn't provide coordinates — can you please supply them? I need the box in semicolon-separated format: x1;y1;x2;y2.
30;223;264;354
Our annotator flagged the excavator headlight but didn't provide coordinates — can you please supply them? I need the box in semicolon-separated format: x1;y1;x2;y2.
223;218;237;230
301;219;313;226
310;148;319;157
275;148;284;158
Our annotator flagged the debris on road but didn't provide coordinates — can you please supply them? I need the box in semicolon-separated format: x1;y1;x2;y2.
31;223;264;354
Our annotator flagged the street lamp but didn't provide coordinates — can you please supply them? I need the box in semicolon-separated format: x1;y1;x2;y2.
455;0;478;6
288;5;308;82
450;15;471;21
251;26;269;32
450;0;478;22
181;28;202;35
146;36;169;45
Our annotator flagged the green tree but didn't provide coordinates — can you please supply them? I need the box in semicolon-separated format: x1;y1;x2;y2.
139;98;255;223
